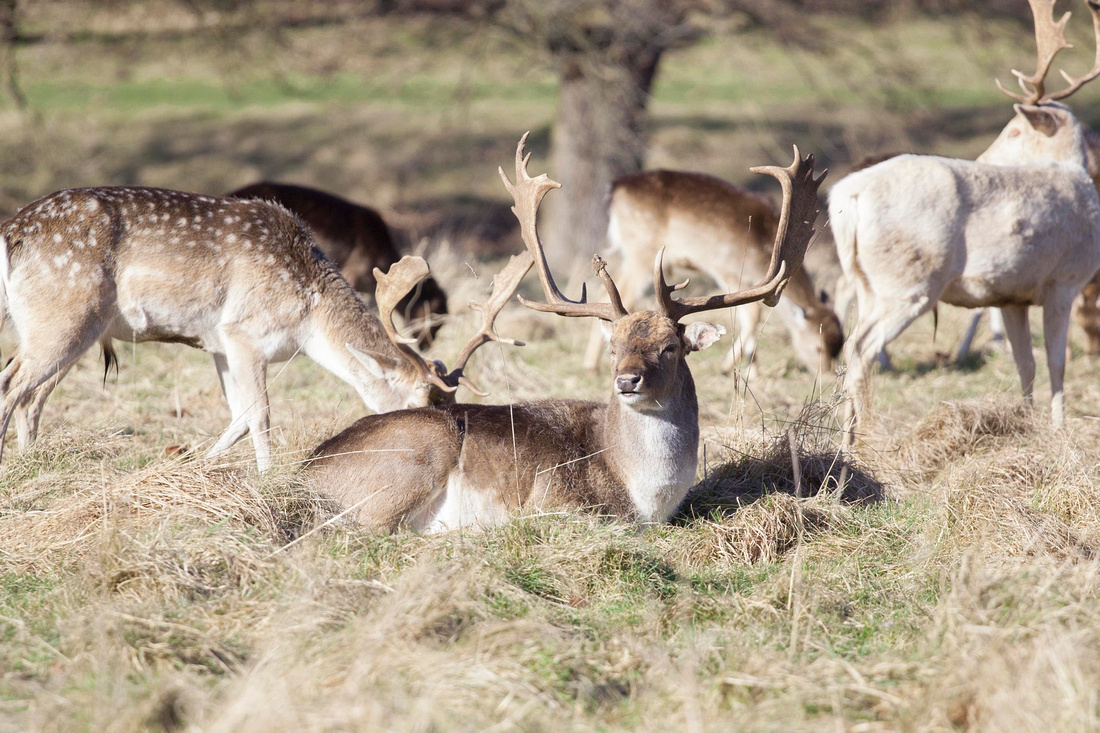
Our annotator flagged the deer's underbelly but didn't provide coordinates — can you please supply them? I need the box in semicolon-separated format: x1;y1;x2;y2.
940;277;1038;309
425;473;510;533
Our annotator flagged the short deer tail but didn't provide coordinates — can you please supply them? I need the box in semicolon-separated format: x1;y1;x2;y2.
101;338;118;385
827;181;870;292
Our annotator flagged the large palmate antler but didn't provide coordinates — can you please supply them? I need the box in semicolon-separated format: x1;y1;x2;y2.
997;0;1100;105
374;256;456;394
653;146;825;323
499;133;629;322
374;253;531;397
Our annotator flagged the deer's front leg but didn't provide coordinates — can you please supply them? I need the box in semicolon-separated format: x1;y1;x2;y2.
1000;305;1035;403
206;331;271;472
721;303;761;380
1042;290;1076;428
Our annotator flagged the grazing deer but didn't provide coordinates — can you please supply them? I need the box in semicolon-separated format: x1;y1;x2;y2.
583;171;843;379
0;187;495;473
830;0;1100;444
304;135;825;532
227;182;447;347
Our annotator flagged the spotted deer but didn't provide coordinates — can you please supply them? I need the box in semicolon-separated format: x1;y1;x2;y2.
228;182;448;347
583;171;843;380
0;187;503;472
830;0;1100;445
304;135;825;532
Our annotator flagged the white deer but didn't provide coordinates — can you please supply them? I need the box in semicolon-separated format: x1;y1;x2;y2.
830;0;1100;444
304;136;825;531
0;187;504;472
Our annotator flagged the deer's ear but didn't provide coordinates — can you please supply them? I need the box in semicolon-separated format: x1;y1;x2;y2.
600;321;614;343
1016;104;1062;137
346;343;386;379
684;322;725;352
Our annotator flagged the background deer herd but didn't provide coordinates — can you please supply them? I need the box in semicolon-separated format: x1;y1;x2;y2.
12;1;1100;729
4;0;1100;532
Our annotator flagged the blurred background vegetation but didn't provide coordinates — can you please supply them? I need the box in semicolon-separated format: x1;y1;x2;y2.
3;0;1091;259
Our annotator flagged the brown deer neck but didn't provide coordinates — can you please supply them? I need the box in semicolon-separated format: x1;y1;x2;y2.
602;367;700;522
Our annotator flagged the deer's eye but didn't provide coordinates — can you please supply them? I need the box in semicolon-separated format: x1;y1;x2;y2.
662;343;678;355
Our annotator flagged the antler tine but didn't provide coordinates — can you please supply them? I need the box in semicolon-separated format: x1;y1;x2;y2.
656;146;826;322
373;256;456;394
593;254;630;319
1044;0;1100;102
499;133;627;322
995;0;1074;105
443;250;534;396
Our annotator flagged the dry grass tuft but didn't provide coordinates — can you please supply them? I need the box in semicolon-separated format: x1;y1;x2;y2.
913;554;1100;730
671;493;845;565
893;398;1037;480
1;461;326;572
935;444;1099;561
669;401;881;566
0;427;134;507
680;401;884;522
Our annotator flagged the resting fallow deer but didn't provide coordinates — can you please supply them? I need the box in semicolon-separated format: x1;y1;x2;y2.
0;187;500;473
583;171;843;379
227;182;448;347
304;135;825;532
830;0;1100;444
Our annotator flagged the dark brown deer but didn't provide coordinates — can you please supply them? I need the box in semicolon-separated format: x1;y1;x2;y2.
228;182;447;347
304;135;825;532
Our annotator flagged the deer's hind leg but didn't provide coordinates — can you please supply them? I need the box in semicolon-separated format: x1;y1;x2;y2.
0;308;112;463
842;292;933;448
1000;305;1036;404
14;363;73;450
1041;288;1077;428
12;338;111;450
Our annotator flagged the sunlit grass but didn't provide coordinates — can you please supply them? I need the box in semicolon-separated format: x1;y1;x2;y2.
3;4;1100;729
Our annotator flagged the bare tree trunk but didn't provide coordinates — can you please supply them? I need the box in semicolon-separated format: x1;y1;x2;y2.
0;0;23;111
545;48;660;266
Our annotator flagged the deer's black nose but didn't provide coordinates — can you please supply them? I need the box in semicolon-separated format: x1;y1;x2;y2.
615;374;642;393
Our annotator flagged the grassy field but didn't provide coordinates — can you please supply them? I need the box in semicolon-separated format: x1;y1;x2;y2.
5;4;1100;731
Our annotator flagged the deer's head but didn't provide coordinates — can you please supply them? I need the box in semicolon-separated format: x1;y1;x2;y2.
980;0;1100;169
498;134;826;413
784;294;845;377
363;248;533;408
